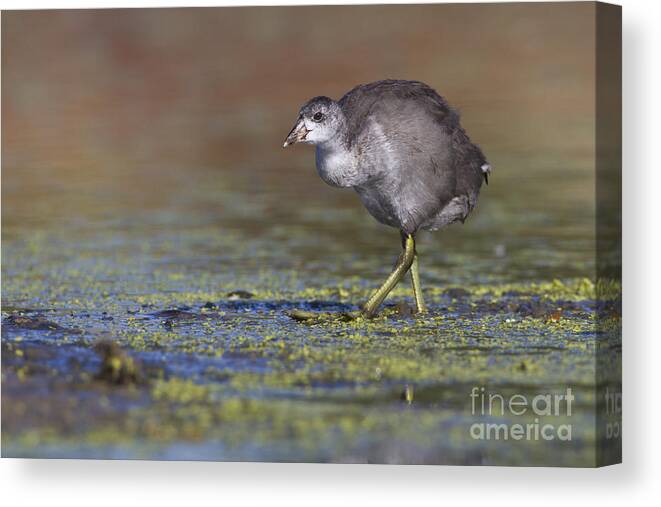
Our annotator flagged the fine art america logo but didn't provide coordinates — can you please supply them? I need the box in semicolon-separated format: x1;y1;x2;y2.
469;386;574;441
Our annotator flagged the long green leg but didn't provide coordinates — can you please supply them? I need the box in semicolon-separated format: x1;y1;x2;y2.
362;234;416;318
410;252;427;314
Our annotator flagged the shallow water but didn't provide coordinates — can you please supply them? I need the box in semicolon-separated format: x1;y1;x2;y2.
2;157;620;465
2;4;620;465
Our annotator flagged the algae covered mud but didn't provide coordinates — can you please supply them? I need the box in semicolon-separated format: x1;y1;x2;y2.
2;161;620;465
2;5;620;465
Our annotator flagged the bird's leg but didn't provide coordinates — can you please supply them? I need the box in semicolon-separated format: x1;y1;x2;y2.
410;247;427;314
362;233;415;318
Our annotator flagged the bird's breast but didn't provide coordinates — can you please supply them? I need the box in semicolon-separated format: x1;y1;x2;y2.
315;145;364;188
354;183;401;230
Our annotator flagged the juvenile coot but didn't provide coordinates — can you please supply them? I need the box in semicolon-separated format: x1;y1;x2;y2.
284;79;490;318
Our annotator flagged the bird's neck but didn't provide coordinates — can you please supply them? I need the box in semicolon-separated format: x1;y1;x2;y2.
316;133;350;156
315;136;360;188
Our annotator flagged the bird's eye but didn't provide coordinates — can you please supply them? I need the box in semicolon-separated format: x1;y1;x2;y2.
312;112;324;122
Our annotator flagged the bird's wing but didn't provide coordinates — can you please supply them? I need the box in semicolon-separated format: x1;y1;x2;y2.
339;80;459;148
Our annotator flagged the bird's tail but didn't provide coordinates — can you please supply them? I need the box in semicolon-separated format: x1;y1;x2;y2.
481;163;492;185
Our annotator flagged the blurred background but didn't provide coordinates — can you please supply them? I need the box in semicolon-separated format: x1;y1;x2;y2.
3;3;595;245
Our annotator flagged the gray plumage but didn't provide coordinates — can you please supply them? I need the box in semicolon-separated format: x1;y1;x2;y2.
284;79;490;235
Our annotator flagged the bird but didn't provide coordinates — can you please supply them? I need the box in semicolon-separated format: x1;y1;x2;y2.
283;79;490;318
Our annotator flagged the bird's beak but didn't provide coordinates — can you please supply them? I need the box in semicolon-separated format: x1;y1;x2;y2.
283;117;309;148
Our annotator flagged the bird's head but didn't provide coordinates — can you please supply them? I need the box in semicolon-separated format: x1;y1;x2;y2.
283;96;345;148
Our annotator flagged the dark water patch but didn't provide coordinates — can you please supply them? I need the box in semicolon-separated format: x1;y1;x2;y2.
150;309;203;320
147;308;213;330
226;290;255;300
2;314;81;334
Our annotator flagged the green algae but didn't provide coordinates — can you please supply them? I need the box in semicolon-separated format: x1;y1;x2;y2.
2;259;616;465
